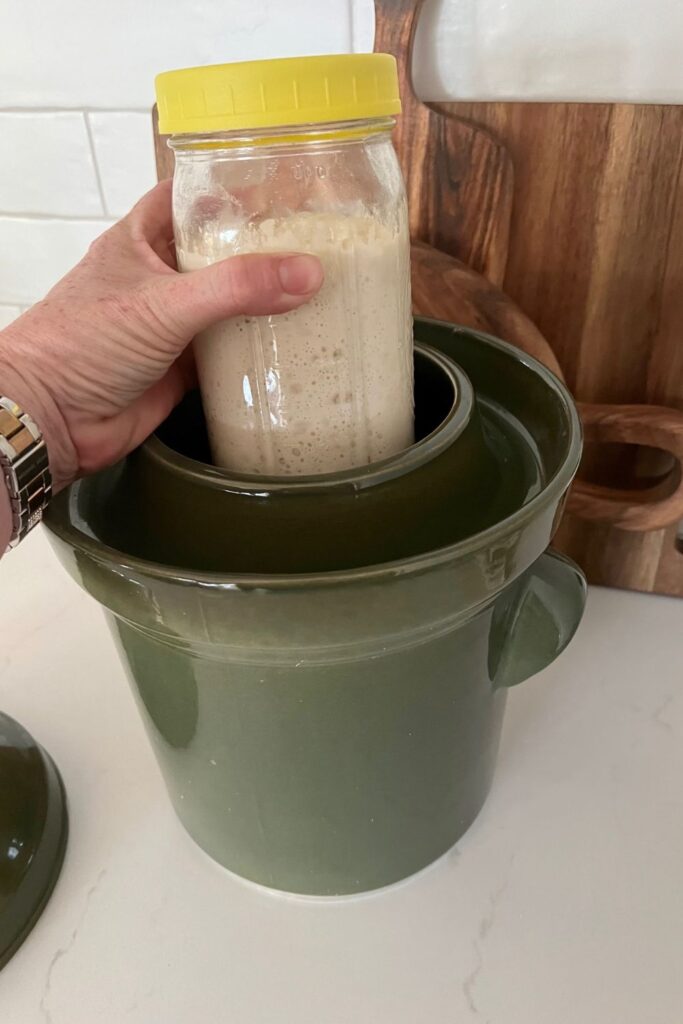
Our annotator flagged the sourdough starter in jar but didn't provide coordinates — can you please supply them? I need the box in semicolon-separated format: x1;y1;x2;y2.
177;211;414;476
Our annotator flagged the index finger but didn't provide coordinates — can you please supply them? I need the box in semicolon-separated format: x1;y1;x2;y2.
123;178;174;248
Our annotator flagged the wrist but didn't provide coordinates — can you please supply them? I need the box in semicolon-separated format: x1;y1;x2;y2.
0;331;78;493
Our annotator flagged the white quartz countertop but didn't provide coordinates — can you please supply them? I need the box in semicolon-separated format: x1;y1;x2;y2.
1;528;682;1024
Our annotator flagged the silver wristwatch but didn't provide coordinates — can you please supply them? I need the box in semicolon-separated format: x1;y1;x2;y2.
0;396;52;549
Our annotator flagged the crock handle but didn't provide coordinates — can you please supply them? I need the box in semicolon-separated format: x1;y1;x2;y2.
492;550;586;690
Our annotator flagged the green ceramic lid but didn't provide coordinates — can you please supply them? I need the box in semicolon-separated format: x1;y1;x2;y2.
0;714;68;970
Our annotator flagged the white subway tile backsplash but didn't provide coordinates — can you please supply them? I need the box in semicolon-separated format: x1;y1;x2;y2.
88;113;157;218
2;0;683;322
0;113;103;217
0;305;22;329
3;0;683;110
0;217;113;306
0;1;353;109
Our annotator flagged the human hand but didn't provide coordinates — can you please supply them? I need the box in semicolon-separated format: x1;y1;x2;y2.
0;179;323;493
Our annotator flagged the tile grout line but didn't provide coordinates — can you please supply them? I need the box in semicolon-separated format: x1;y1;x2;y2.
82;111;110;217
0;106;150;114
0;212;116;222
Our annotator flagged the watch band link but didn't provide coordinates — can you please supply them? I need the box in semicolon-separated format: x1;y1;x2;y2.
0;397;52;549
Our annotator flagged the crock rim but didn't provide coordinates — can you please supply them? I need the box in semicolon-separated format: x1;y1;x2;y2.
44;320;582;592
143;342;468;494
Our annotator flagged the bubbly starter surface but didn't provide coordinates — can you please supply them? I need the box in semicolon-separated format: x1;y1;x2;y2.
178;212;414;476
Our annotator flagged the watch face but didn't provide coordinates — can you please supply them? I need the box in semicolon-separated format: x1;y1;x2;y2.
0;398;51;549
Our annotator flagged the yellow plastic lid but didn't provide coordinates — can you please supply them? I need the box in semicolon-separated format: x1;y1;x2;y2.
155;54;401;136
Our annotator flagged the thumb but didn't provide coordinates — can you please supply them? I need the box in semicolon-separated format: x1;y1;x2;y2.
148;252;323;340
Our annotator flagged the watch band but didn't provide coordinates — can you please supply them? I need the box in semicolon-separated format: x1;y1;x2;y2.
0;396;52;550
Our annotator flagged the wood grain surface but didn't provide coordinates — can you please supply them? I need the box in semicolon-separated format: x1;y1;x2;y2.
153;107;172;180
374;0;683;595
410;241;683;562
435;99;683;594
373;0;513;285
438;101;683;414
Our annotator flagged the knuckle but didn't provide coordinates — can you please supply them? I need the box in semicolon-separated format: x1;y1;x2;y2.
222;256;255;308
222;255;277;311
86;223;116;257
86;234;105;259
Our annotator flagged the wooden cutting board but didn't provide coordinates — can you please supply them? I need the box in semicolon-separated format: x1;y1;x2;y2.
435;100;683;594
373;0;513;286
375;0;683;596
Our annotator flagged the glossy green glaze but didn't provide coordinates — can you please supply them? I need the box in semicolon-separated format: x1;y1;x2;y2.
45;321;584;895
78;345;535;575
0;714;68;969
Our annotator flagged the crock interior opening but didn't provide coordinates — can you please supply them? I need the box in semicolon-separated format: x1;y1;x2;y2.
44;321;577;582
155;346;456;471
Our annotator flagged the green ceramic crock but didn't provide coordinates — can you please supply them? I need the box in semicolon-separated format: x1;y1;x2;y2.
45;321;585;895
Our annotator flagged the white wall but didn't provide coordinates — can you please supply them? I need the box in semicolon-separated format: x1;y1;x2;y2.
1;0;682;326
0;0;365;323
410;0;683;103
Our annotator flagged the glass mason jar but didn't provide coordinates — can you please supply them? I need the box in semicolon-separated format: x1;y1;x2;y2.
155;55;414;476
